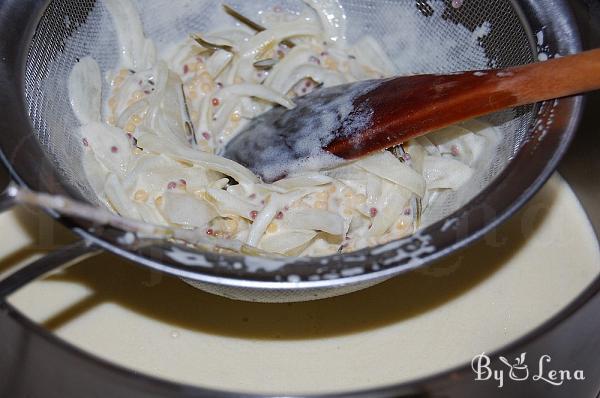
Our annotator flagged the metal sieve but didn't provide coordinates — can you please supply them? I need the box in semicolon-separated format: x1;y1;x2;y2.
0;0;583;302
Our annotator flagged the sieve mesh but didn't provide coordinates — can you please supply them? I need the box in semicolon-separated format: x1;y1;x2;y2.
24;0;535;228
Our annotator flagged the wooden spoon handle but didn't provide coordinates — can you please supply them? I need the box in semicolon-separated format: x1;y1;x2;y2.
501;48;600;104
326;49;600;160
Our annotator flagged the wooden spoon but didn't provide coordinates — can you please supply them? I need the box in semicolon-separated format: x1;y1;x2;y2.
222;49;600;182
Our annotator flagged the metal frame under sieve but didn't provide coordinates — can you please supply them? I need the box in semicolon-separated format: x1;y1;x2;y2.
0;0;584;303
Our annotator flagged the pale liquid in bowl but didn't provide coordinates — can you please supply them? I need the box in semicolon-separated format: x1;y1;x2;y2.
2;174;599;394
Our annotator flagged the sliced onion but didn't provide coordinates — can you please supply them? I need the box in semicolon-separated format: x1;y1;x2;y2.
68;57;102;124
404;140;427;174
136;133;258;184
246;191;311;246
206;50;234;78
246;194;281;247
427;125;489;167
104;173;140;219
161;192;217;228
264;46;316;88
422;155;474;190
350;36;395;76
274;173;334;189
365;173;382;209
82;152;109;206
218;84;295;109
135;202;168;225
270;64;345;95
368;182;411;236
104;0;156;70
303;0;347;44
357;151;426;197
415;136;441;156
206;188;259;220
81;122;133;178
238;21;321;82
283;209;345;235
259;229;318;255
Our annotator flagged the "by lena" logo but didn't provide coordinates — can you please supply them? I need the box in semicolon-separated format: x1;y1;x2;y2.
471;353;585;388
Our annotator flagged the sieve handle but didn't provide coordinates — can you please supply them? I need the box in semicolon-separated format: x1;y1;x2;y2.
0;241;101;299
0;184;102;298
325;48;600;159
0;189;15;214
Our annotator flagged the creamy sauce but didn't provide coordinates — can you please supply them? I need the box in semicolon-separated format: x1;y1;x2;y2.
4;174;599;394
69;0;502;257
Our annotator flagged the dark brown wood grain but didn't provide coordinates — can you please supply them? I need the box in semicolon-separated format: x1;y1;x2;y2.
325;48;600;159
